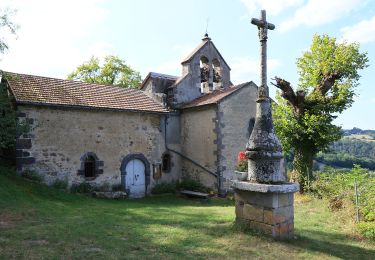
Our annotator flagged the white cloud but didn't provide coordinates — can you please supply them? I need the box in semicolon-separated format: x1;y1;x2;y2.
0;0;109;78
280;0;363;32
240;0;303;16
341;15;375;44
229;56;281;84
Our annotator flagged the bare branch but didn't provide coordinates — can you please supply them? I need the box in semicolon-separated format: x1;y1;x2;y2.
271;77;297;106
272;77;306;116
315;73;340;96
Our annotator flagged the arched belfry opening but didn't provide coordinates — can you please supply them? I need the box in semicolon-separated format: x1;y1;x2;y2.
212;58;222;89
200;56;210;93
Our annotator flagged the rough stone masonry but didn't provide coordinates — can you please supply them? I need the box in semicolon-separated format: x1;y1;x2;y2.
232;10;299;239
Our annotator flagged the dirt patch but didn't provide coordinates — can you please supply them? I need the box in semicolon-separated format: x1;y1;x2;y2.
0;212;23;228
295;194;312;203
0;212;23;222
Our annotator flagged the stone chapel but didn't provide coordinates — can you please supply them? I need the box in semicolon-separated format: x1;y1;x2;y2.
1;34;258;197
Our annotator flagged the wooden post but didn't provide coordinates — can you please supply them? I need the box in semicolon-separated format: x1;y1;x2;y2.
354;178;360;223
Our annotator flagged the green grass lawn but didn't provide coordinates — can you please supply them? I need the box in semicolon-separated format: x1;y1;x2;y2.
0;163;374;259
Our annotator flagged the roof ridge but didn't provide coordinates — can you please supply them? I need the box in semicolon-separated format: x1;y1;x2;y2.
3;71;142;92
4;71;169;113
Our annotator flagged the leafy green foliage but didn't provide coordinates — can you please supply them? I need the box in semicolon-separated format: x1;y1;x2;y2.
21;169;43;182
152;182;176;194
51;178;68;190
311;165;375;240
330;138;375;159
316;137;375;170
273;34;369;191
357;222;375;240
236;160;248;172
0;81;16;149
67;55;142;88
316;152;375;170
0;78;30;151
0;8;18;55
177;178;207;193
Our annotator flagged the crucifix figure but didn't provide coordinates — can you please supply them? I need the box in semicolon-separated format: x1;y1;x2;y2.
251;10;275;99
246;10;284;183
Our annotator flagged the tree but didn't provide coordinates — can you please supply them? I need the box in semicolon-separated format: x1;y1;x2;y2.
67;55;142;88
272;34;369;192
0;8;20;154
0;74;29;153
0;8;18;55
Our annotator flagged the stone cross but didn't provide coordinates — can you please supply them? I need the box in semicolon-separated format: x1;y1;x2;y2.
251;10;275;99
232;10;299;240
246;9;284;184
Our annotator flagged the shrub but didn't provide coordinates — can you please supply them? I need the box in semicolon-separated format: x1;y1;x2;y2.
51;178;68;190
356;222;375;240
236;160;247;172
21;169;43;182
152;182;176;194
70;182;94;193
177;178;207;193
312;165;375;240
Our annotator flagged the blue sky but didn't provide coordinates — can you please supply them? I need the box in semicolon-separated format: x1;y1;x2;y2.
1;0;374;129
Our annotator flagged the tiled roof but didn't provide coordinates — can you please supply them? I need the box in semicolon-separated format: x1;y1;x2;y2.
140;71;178;90
182;82;253;109
3;72;169;113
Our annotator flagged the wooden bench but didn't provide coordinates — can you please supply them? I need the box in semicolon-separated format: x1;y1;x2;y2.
180;190;209;199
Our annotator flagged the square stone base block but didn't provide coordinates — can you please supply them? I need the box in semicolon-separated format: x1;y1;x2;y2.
232;181;299;240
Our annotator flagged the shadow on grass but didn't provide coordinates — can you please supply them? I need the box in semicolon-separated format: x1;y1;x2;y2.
289;229;375;260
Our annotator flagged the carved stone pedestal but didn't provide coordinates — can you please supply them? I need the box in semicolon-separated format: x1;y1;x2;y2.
232;181;299;239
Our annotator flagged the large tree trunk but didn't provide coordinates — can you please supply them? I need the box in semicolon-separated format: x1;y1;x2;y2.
292;149;314;193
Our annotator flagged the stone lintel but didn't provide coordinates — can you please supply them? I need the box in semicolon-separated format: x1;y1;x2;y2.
232;181;299;193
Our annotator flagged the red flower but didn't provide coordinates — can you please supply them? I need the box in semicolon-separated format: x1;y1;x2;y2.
237;151;246;161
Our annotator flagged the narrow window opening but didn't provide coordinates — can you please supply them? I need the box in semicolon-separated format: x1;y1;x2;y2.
200;56;209;93
212;59;222;89
84;155;96;178
162;153;171;173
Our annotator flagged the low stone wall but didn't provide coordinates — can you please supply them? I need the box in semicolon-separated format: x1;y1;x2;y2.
234;189;295;239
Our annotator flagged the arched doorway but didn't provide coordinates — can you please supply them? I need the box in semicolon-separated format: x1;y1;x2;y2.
125;159;145;198
120;153;150;198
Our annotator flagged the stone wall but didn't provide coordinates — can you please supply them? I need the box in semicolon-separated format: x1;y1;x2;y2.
16;106;180;192
234;189;295;239
180;106;218;189
218;83;258;190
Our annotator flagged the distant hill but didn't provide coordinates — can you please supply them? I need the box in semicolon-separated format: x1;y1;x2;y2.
316;127;375;170
342;127;375;137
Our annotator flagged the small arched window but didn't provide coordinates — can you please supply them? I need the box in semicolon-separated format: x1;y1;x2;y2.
162;153;171;173
78;152;104;178
84;155;96;178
